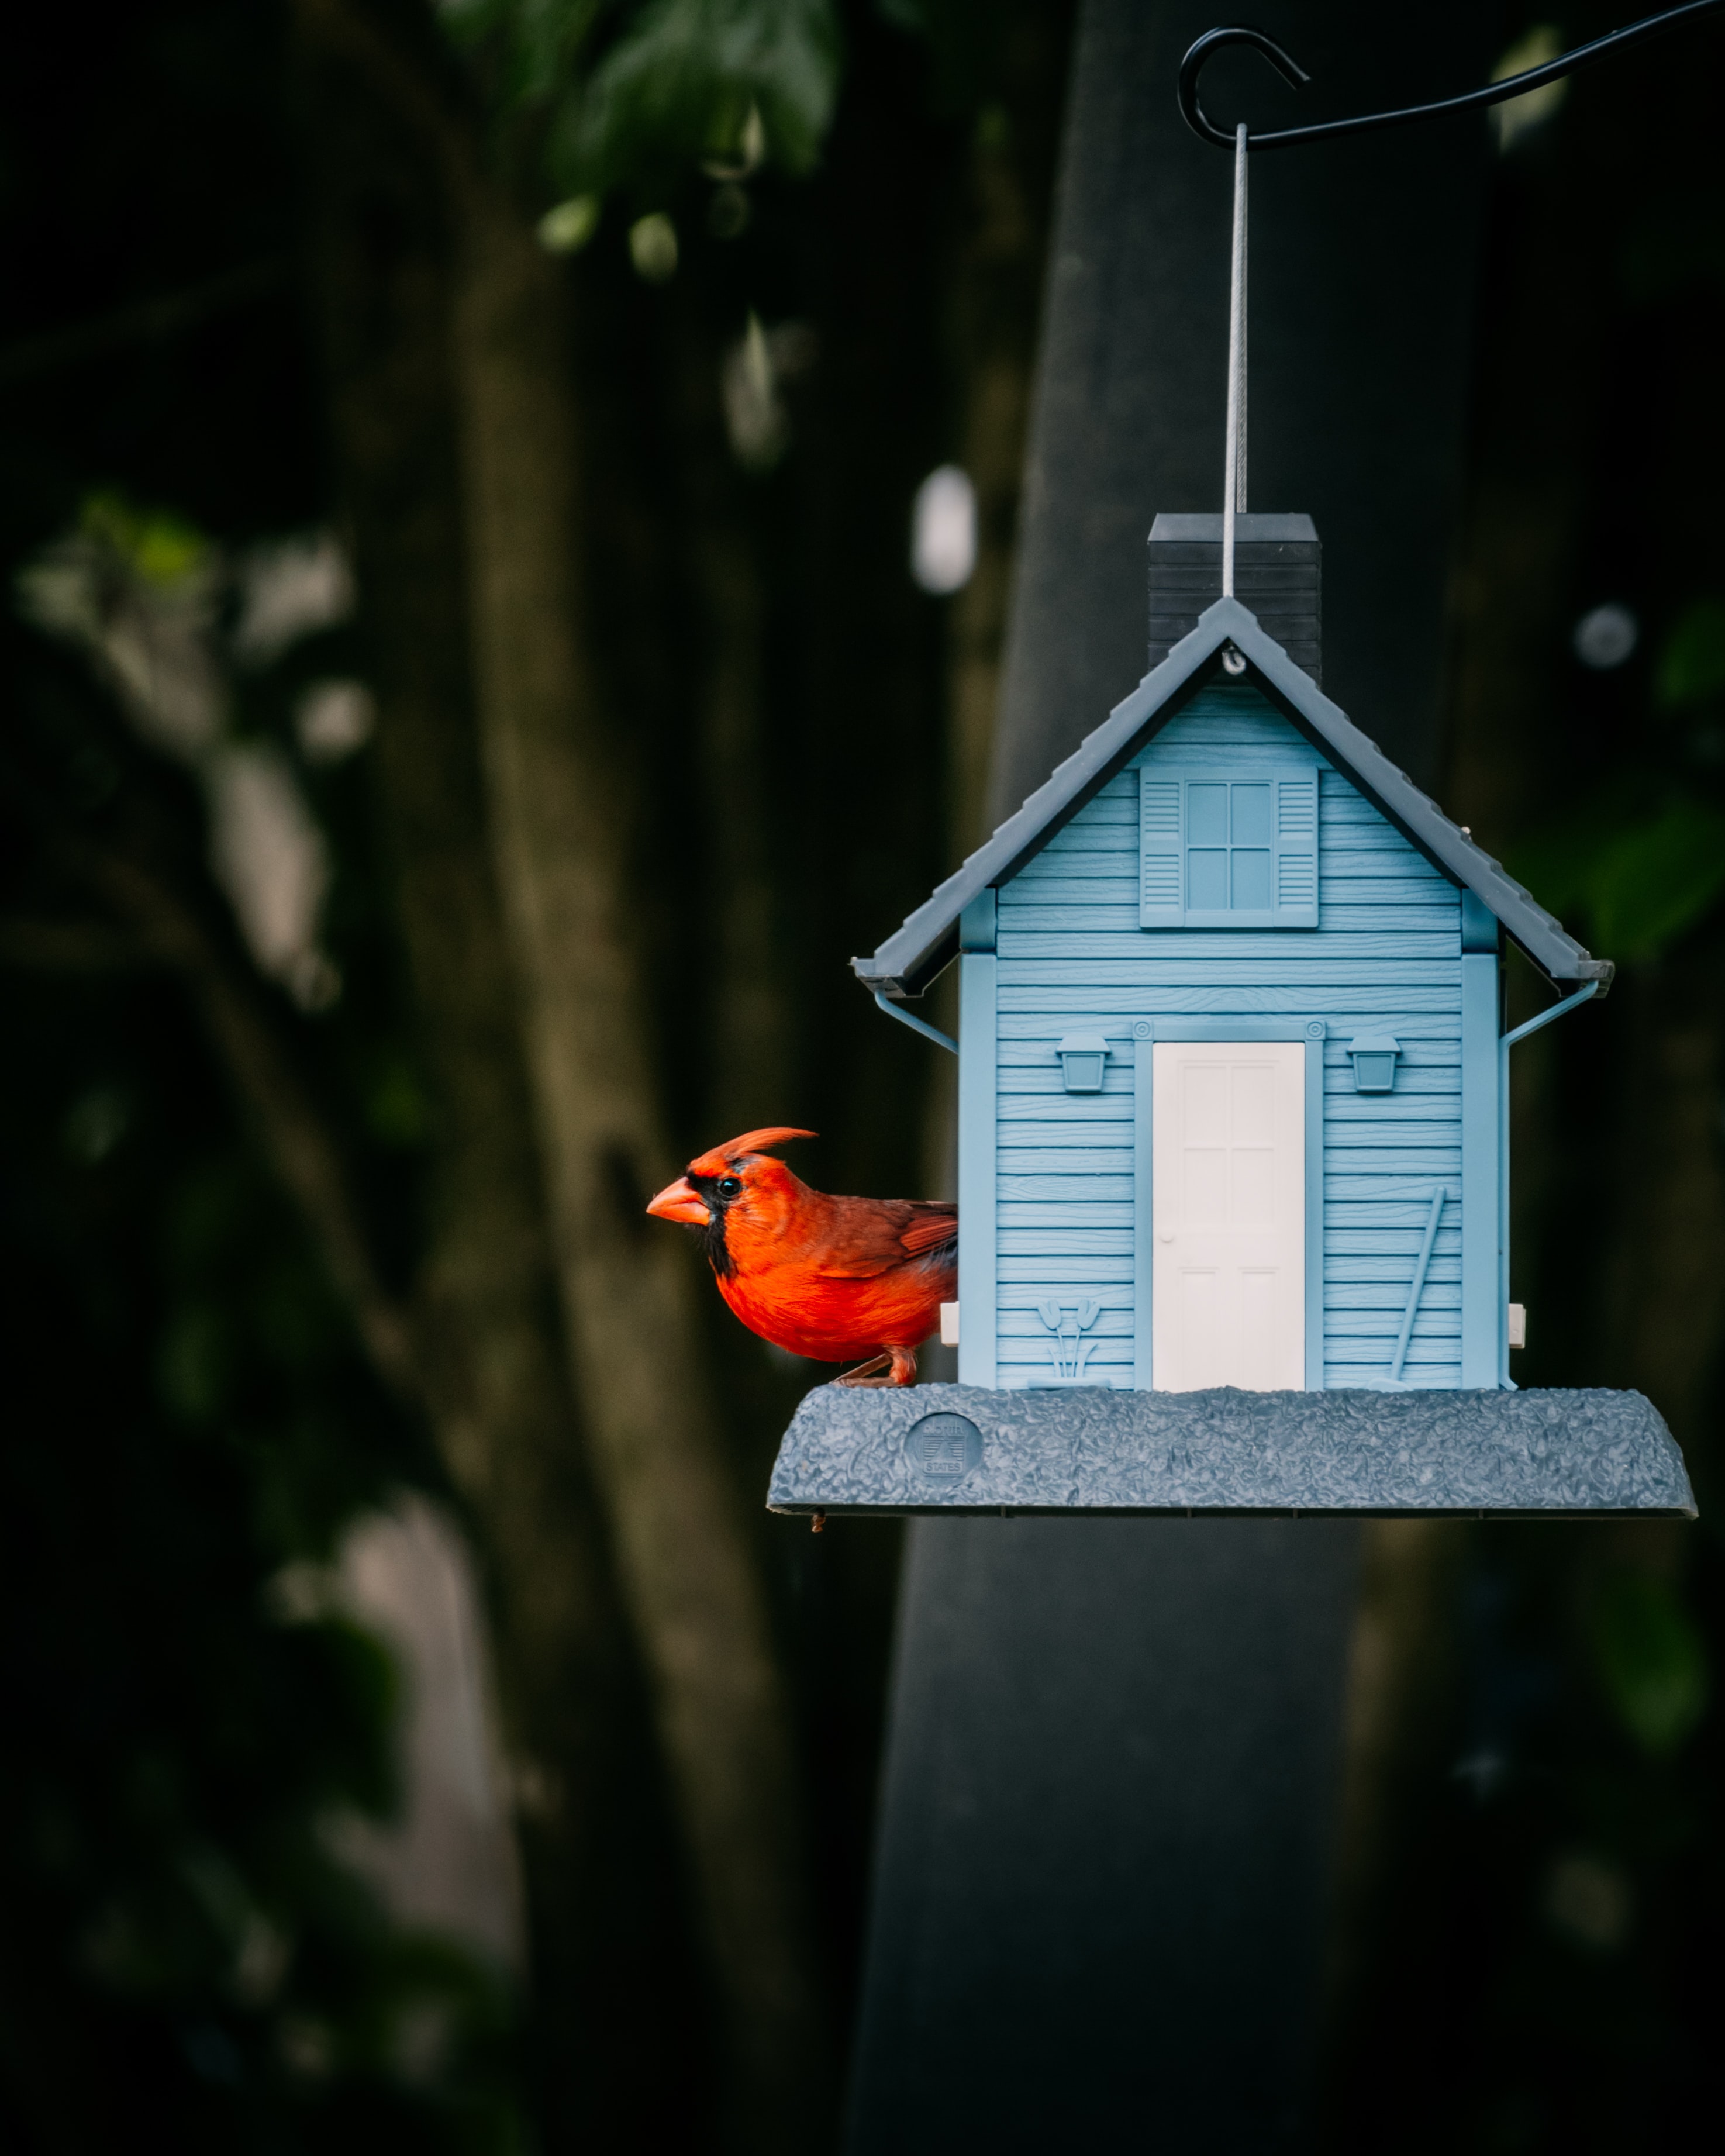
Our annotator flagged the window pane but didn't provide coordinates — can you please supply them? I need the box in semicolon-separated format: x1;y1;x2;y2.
1189;848;1229;909
1232;849;1272;909
1188;783;1229;846
1230;784;1271;846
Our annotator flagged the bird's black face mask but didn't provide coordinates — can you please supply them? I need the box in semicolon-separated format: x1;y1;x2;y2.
686;1164;746;1278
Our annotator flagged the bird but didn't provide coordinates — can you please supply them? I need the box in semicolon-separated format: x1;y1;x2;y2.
646;1127;957;1386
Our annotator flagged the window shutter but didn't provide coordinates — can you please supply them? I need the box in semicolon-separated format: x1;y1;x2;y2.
1139;774;1185;926
1273;774;1319;926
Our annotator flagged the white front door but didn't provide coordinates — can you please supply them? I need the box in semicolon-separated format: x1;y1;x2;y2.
1151;1041;1304;1391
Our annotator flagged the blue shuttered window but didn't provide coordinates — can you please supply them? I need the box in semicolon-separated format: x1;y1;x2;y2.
1138;765;1319;928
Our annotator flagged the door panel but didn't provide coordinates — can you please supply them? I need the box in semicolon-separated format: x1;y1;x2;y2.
1152;1041;1304;1391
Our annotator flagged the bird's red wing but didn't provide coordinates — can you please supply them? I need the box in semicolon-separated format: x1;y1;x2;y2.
897;1205;958;1256
810;1198;957;1279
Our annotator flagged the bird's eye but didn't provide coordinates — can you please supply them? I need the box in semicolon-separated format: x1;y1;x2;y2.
717;1175;744;1199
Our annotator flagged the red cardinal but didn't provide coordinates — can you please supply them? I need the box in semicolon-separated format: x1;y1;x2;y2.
646;1127;956;1386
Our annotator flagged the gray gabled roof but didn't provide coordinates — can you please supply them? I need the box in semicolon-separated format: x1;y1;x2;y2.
854;595;1613;998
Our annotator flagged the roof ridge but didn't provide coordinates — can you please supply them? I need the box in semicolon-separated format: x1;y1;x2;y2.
854;598;1610;999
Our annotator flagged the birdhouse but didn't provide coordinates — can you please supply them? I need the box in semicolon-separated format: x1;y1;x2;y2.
768;515;1695;1519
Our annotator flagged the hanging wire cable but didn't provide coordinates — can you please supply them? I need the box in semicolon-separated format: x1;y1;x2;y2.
1235;134;1247;520
1192;0;1724;606
1179;0;1724;153
1221;123;1247;598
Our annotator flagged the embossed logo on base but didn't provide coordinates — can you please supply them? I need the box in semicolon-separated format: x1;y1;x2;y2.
906;1412;982;1482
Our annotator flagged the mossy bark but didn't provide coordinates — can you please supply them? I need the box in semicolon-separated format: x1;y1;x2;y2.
293;46;706;2143
446;184;829;2147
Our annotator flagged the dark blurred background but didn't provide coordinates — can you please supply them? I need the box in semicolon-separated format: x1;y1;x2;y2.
0;2;1720;2150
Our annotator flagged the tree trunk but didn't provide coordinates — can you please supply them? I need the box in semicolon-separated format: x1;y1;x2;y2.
446;181;830;2146
944;3;1075;863
667;297;797;1142
1319;1514;1464;2033
923;0;1077;1197
292;46;704;2144
1605;971;1725;1436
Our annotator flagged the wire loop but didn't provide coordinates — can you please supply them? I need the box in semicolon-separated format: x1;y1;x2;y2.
1178;1;1725;151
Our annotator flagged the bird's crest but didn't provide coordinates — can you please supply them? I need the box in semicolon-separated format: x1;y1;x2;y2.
689;1127;816;1175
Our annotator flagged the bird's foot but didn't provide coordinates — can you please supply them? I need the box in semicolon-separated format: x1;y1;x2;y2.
836;1348;917;1388
836;1353;893;1387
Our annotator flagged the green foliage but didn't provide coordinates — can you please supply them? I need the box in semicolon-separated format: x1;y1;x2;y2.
0;916;525;2145
1586;1571;1709;1758
566;0;840;188
1512;789;1725;961
357;1050;435;1150
1586;796;1725;955
439;0;608;113
439;0;1015;222
1655;596;1725;708
441;0;841;198
77;491;208;587
1510;598;1725;963
0;416;517;2146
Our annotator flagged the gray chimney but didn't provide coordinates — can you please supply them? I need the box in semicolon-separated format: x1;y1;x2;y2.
1147;512;1321;682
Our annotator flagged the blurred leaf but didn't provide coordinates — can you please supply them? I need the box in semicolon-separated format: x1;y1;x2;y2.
362;1054;433;1148
254;1256;346;1373
79;489;207;586
560;0;841;191
1488;24;1567;154
1588;1572;1709;1758
1512;789;1725;961
310;1617;403;1818
1656;596;1725;708
63;1083;133;1164
628;208;680;279
1510;789;1641;920
439;0;608;111
538;192;602;251
158;1303;231;1423
1590;796;1725;956
441;0;841;196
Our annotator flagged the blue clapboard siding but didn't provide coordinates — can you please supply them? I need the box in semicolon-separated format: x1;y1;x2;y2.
992;682;1465;1389
994;1053;1137;1384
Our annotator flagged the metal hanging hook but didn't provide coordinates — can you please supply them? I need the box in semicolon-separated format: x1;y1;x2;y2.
1179;0;1725;152
1178;27;1308;148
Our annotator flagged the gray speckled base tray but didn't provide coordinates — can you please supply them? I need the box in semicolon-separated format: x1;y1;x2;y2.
765;1384;1695;1517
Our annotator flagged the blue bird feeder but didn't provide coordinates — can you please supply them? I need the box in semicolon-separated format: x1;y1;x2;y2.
765;514;1692;1520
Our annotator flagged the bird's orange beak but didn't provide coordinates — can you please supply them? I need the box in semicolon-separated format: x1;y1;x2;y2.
646;1174;710;1227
